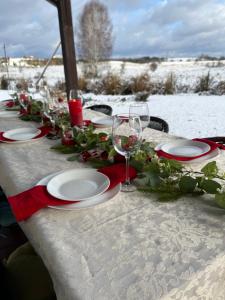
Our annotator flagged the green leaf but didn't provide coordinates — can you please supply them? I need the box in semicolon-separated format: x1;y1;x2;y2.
200;179;221;194
157;192;181;202
51;144;76;154
87;159;112;169
215;193;225;209
179;176;197;193
67;155;78;161
130;160;144;173
148;171;161;188
108;148;117;158
201;161;218;178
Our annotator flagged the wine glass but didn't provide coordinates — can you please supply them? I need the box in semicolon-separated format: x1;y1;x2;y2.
112;114;142;192
27;83;36;100
129;103;150;130
42;88;60;139
18;92;30;112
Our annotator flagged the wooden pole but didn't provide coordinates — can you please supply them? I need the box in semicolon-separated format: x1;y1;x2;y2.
46;0;78;100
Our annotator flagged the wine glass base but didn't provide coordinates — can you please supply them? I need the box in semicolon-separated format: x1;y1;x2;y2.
46;133;60;140
121;183;137;192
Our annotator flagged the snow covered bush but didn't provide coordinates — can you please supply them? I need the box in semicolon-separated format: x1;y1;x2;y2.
195;72;212;93
0;76;8;89
163;73;176;95
101;73;123;95
129;73;152;93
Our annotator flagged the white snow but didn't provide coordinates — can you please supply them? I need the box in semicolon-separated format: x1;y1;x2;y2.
1;58;225;139
83;93;225;139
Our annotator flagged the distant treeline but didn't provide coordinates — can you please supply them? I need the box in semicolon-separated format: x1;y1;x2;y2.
196;54;225;61
1;54;225;68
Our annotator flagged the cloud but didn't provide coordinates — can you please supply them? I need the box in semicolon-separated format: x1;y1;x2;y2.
0;0;59;57
1;0;225;58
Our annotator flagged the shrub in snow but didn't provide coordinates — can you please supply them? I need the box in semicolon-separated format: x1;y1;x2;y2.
130;73;152;93
78;77;88;92
54;80;66;92
195;71;212;93
101;73;123;95
149;62;158;72
0;76;8;90
163;73;176;95
212;81;225;95
16;78;28;91
134;91;149;102
87;78;103;94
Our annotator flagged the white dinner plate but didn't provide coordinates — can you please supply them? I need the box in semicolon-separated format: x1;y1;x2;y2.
0;111;18;118
3;128;41;141
92;117;113;128
160;140;210;157
36;170;121;209
47;168;110;201
155;141;219;163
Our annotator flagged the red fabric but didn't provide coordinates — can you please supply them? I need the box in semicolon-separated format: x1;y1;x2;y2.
156;138;224;161
5;100;14;107
83;119;92;126
8;163;137;221
99;163;137;190
0;126;50;143
68;99;83;126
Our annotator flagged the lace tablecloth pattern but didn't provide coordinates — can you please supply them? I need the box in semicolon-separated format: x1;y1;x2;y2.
0;111;225;300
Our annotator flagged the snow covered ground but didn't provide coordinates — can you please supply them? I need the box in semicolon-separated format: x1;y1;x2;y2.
1;58;225;139
83;93;225;139
1;58;225;89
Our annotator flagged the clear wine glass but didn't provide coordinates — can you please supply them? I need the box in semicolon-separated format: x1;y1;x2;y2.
112;113;142;192
42;88;60;140
18;92;30;112
27;83;36;100
129;102;150;130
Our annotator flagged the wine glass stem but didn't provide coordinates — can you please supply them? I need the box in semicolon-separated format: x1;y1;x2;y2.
125;153;131;186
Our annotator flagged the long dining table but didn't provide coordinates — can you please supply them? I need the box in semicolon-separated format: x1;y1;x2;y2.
1;110;225;300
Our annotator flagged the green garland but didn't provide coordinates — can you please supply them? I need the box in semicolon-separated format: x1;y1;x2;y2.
19;101;43;122
52;124;225;210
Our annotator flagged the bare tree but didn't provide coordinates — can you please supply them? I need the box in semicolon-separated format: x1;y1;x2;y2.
77;0;113;77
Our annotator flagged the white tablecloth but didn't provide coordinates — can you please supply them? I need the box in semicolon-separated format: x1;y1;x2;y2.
0;111;225;300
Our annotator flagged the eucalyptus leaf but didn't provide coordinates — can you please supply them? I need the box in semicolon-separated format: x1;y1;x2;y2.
157;192;181;202
67;155;78;161
51;144;76;154
201;161;218;178
215;193;225;209
179;176;197;193
200;179;221;194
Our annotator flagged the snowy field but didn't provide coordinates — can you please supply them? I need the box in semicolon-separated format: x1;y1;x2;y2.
2;58;225;89
82;93;225;139
1;58;225;139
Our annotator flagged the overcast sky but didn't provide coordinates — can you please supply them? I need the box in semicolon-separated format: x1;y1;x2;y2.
1;0;225;58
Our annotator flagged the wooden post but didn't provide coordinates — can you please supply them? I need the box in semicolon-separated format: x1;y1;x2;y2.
46;0;78;99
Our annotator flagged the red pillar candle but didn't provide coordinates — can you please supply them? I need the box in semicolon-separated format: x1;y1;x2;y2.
68;99;83;126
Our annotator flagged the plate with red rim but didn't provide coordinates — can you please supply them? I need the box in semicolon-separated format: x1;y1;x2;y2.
3;128;41;141
36;169;121;210
155;140;220;163
91;117;113;128
160;140;210;157
0;127;49;143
